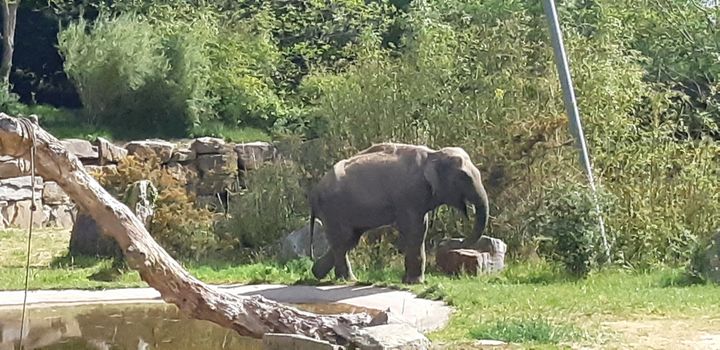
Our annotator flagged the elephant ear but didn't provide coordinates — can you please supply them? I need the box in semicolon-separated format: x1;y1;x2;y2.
423;151;463;198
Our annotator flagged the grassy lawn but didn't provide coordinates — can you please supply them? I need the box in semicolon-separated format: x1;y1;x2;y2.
1;228;719;349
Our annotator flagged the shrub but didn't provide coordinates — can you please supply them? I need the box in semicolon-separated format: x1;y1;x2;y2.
91;155;217;261
58;12;215;137
216;161;308;251
530;182;613;277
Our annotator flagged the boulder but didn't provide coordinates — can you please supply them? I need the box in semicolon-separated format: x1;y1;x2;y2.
60;138;99;160
349;323;431;350
277;220;329;264
69;212;122;258
190;137;226;155
84;164;119;177
123;180;157;228
194;172;237;195
43;181;71;205
435;236;507;276
436;249;493;276
196;153;238;174
235;142;277;170
95;137;128;164
46;204;76;229
124;139;176;163
6;200;46;228
165;162;199;186
0;176;43;202
169;148;197;163
0;157;29;179
477;235;507;272
262;333;341;350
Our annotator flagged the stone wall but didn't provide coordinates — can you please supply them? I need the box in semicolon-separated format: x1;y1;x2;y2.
0;136;277;230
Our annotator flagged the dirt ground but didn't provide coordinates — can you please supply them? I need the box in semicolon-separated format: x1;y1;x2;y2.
596;317;720;350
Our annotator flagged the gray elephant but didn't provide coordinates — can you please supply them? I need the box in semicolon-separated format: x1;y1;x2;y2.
308;142;490;284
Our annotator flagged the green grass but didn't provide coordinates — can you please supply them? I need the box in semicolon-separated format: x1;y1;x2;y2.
4;102;271;142
469;316;585;345
1;228;719;348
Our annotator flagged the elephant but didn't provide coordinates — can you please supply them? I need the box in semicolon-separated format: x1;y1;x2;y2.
308;142;490;284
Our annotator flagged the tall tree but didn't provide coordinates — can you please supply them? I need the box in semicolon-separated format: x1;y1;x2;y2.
1;0;20;89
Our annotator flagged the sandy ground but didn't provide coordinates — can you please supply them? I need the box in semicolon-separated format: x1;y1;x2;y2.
596;317;720;350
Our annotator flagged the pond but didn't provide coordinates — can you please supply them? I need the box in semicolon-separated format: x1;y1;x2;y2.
0;302;380;349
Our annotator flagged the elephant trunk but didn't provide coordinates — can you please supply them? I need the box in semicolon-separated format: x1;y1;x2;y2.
462;183;489;248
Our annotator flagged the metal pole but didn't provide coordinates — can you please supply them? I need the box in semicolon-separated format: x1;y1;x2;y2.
542;0;611;262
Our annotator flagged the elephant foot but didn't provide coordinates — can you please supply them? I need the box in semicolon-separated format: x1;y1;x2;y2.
335;271;357;282
311;256;334;280
402;274;425;284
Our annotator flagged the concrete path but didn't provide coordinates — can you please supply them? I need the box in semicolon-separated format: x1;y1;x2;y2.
0;284;452;333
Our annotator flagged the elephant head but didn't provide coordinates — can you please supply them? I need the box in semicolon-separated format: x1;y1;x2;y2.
423;147;490;247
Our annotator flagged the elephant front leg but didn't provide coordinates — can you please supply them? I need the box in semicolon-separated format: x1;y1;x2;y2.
398;213;429;284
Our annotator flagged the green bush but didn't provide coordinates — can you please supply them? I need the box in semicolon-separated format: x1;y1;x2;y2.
530;182;612;277
58;12;214;137
217;161;308;251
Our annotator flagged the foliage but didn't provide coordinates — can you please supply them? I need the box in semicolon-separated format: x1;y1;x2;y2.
57;11;215;137
216;161;308;250
530;182;611;277
91;155;217;261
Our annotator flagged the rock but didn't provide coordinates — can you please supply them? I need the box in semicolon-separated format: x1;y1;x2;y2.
43;181;70;205
436;249;493;276
84;164;119;178
196;152;238;174
476;235;507;272
0;157;29;179
350;323;430;350
123;180;157;228
124;139;176;163
1;201;15;227
69;212;122;258
278;220;329;264
262;333;341;350
474;339;507;347
194;172;237;195
0;201;6;229
0;176;43;202
435;236;507;276
190;137;226;155
169;148;197;163
7;200;46;228
165;162;198;185
60;138;99;160
235;141;277;170
95;137;128;164
47;204;76;229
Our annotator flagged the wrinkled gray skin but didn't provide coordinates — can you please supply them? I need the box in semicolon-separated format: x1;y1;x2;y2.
309;142;490;284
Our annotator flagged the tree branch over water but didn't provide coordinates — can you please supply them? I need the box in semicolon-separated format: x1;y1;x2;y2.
0;112;377;344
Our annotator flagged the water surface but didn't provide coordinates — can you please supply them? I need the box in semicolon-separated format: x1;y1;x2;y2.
0;302;377;349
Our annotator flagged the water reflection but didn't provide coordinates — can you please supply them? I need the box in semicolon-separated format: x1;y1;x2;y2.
0;302;377;350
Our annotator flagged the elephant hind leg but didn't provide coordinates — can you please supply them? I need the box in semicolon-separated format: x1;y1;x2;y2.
333;249;357;281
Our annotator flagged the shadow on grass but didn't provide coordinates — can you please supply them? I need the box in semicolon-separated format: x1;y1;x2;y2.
49;254;110;269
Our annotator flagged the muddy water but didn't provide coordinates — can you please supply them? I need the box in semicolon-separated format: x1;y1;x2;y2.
0;302;378;350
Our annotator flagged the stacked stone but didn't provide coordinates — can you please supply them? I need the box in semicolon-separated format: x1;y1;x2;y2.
0;136;277;230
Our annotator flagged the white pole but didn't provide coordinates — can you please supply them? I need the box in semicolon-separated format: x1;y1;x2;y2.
542;0;611;262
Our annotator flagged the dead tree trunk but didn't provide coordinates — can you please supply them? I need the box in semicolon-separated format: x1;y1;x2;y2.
0;113;378;343
0;0;19;88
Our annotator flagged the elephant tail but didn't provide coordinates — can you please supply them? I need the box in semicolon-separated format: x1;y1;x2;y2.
309;209;316;260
